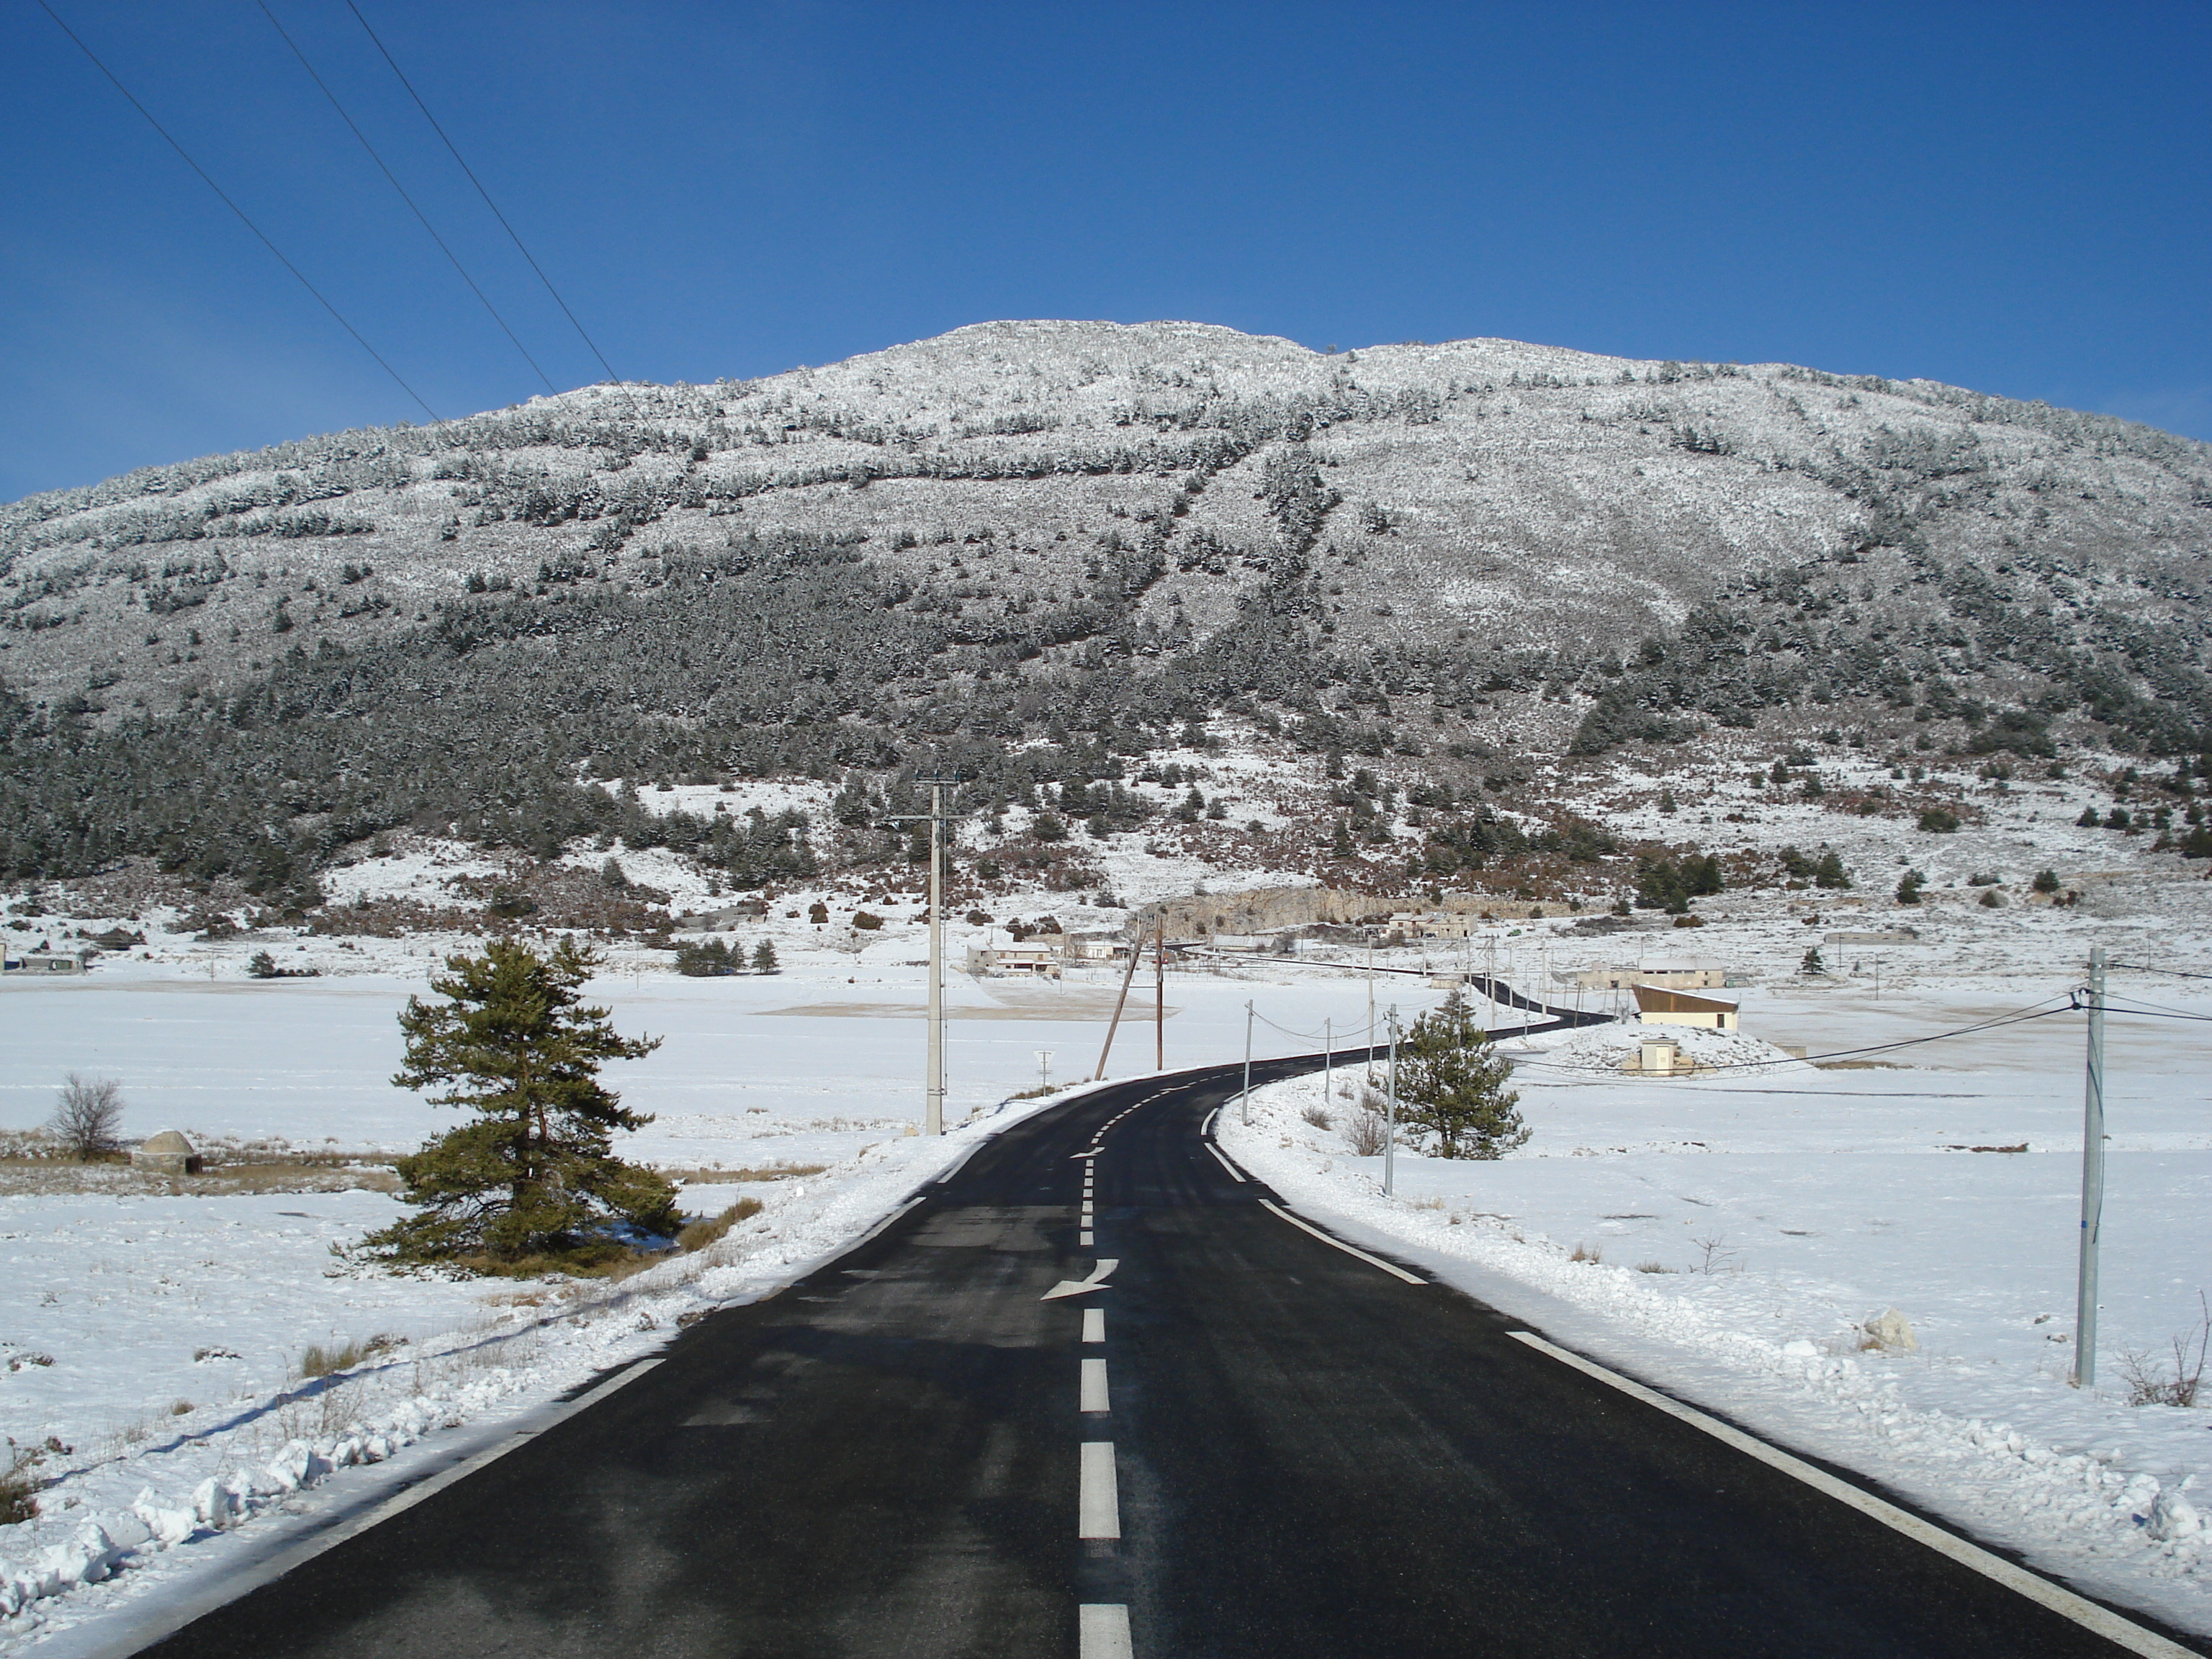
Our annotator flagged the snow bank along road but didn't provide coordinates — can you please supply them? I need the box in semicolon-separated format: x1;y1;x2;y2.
109;1056;2203;1659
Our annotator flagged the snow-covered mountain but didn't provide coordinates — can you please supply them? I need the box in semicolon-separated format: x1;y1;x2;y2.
1;320;2208;895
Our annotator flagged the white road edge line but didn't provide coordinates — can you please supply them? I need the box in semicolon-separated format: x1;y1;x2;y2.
931;1139;987;1185
1256;1200;1423;1285
1081;1357;1111;1413
1079;1442;1121;1539
1201;1107;1221;1136
850;1193;929;1249
1506;1331;2197;1659
1202;1141;1248;1183
1079;1604;1134;1659
70;1358;667;1659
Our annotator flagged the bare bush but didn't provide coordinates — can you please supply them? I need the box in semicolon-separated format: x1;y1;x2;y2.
1;1441;42;1525
1344;1087;1390;1156
2119;1294;2209;1408
1692;1234;1742;1275
1569;1242;1604;1264
50;1074;125;1161
1300;1103;1336;1131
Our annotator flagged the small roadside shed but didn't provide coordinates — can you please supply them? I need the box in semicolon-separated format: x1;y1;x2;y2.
1632;984;1740;1031
132;1131;203;1175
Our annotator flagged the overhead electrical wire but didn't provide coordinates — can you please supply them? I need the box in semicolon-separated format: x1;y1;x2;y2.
33;0;439;422
345;0;620;385
256;0;557;396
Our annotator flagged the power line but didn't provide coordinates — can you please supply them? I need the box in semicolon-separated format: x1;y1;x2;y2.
346;0;619;385
256;0;557;396
2084;995;2212;1023
34;0;439;423
1510;997;2080;1077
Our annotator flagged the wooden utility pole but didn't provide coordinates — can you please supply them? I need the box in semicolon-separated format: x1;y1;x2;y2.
1094;916;1144;1080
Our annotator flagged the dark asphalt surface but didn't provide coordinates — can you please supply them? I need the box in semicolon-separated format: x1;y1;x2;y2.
137;1051;2199;1658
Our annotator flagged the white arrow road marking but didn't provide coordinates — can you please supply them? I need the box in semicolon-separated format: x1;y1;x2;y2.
1079;1442;1120;1539
1042;1259;1119;1300
1079;1604;1133;1659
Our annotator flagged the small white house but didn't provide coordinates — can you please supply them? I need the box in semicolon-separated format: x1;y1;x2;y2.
1387;912;1479;940
5;950;89;976
1577;958;1729;991
965;942;1065;979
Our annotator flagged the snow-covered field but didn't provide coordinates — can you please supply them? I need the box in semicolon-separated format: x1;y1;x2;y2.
5;788;2211;1645
1220;982;2212;1637
0;946;1423;1650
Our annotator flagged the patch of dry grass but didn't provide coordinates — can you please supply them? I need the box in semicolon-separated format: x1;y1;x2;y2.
0;1137;400;1198
299;1334;403;1379
678;1197;765;1254
657;1163;827;1184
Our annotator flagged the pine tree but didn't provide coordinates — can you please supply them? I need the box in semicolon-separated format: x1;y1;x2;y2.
1393;992;1528;1159
366;938;677;1267
751;939;779;974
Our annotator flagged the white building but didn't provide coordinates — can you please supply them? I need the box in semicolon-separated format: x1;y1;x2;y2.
1575;958;1730;991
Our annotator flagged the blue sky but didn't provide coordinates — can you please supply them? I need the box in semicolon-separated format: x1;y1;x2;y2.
5;1;2208;500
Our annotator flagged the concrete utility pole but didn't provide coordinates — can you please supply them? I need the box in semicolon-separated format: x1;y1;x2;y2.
1240;999;1254;1126
1154;912;1166;1071
887;775;961;1134
1323;1016;1333;1109
2074;946;2108;1387
1384;1006;1401;1198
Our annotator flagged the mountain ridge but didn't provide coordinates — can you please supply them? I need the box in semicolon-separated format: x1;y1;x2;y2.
2;320;2208;900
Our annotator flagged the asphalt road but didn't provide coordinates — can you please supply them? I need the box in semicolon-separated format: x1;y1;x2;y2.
134;1053;2200;1658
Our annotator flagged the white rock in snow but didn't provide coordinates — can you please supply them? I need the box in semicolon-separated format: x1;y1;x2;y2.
2147;1485;2204;1543
130;1490;196;1547
1863;1308;1918;1352
190;1477;238;1531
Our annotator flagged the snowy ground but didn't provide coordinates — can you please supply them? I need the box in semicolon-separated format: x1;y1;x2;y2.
5;781;2211;1645
0;948;1428;1650
1218;984;2212;1638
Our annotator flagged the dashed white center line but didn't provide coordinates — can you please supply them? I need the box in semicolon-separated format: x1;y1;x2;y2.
1082;1308;1105;1344
1079;1603;1133;1659
1079;1442;1120;1538
1079;1231;1094;1246
1080;1357;1110;1413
